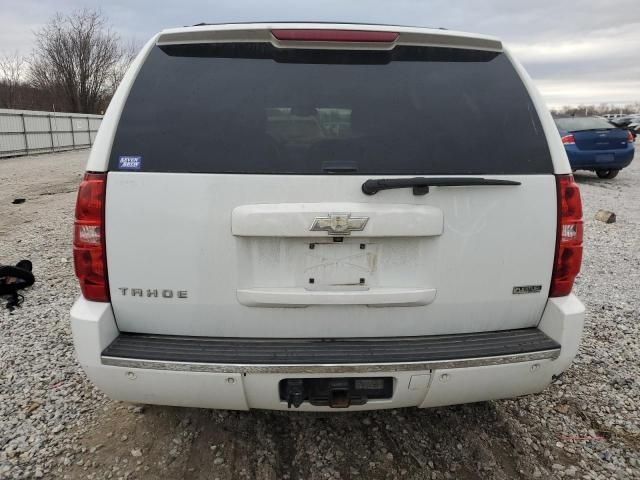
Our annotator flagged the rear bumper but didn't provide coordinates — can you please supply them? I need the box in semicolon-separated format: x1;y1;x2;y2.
566;144;635;170
101;328;561;374
70;296;585;411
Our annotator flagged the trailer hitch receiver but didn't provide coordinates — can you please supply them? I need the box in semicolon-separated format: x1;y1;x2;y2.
280;377;393;409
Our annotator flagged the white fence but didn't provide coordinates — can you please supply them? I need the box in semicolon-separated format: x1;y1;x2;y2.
0;109;102;158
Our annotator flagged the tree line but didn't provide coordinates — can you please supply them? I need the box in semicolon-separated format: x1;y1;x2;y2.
551;103;640;117
2;11;639;117
0;9;135;114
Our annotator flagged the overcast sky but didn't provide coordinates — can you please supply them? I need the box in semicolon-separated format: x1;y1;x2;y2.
1;0;639;108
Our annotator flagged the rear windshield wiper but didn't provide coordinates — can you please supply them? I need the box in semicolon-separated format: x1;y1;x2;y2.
362;177;521;196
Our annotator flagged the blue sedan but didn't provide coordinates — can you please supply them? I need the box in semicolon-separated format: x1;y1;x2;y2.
555;116;635;179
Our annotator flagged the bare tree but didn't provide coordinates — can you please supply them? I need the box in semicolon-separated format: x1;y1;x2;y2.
0;52;25;108
29;9;134;114
104;40;138;100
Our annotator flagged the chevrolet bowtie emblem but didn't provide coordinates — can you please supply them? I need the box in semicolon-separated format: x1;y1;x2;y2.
310;213;369;236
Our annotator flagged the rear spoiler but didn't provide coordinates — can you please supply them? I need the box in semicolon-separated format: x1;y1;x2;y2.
156;23;503;52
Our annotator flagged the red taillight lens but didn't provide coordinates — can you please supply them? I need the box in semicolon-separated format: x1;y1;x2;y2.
627;130;634;142
561;134;576;145
550;175;583;297
73;173;109;302
271;29;399;43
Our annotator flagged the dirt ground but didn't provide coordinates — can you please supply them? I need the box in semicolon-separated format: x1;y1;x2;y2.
62;402;533;480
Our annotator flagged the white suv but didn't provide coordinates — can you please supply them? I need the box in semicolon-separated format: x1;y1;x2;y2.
70;22;585;411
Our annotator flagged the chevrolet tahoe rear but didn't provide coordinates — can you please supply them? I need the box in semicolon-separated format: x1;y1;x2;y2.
70;22;586;411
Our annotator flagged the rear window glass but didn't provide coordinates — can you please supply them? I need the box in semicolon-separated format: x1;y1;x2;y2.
109;43;552;174
555;117;615;132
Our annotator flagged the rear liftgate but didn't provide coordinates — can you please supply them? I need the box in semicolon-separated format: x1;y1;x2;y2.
107;26;556;340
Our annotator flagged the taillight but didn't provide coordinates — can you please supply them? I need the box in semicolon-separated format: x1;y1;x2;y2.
73;173;109;302
271;29;399;43
627;130;634;142
561;134;576;145
550;175;583;297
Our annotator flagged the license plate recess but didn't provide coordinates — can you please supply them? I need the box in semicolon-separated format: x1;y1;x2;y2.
304;242;377;288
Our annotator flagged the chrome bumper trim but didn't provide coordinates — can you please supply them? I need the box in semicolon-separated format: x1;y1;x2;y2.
101;348;560;374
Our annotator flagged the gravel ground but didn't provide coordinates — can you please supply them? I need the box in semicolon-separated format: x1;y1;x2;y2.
1;147;639;480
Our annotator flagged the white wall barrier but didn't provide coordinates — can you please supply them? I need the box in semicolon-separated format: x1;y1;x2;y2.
0;109;102;158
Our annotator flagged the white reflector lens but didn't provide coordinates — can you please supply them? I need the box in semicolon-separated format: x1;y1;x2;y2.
561;224;578;241
78;225;101;245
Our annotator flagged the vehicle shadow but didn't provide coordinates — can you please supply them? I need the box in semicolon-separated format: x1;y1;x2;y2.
572;171;630;189
573;172;605;184
63;400;531;480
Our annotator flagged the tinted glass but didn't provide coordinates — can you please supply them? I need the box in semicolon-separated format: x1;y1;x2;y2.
555;117;615;132
110;44;552;174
